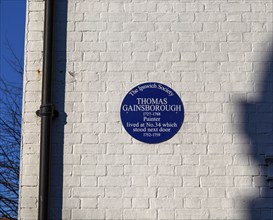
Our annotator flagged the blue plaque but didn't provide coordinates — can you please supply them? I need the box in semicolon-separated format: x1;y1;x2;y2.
120;82;184;144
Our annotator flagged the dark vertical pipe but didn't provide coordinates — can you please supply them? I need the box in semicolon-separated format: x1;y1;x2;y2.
37;0;57;219
42;0;54;105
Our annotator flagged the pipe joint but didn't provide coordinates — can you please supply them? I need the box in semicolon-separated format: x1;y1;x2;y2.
36;104;58;119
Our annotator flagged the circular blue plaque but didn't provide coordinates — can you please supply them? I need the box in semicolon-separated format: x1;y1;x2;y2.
120;82;184;144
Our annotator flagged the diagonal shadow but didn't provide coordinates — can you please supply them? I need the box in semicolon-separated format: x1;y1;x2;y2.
48;0;68;219
241;42;273;220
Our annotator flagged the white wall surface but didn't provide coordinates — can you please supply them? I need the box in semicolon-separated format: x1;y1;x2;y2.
19;0;273;219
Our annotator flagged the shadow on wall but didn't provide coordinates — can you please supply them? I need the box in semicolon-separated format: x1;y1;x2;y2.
49;0;68;219
241;42;273;220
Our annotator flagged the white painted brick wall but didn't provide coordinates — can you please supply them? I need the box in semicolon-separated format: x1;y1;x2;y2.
19;0;273;219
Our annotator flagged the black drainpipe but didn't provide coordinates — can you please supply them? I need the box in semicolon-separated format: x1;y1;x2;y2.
36;0;58;219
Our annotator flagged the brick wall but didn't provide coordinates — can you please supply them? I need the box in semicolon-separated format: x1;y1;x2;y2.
19;0;273;219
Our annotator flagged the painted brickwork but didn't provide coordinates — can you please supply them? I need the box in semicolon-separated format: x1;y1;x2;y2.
19;0;273;219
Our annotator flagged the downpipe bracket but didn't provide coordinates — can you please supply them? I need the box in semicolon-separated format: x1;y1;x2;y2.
36;104;59;119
